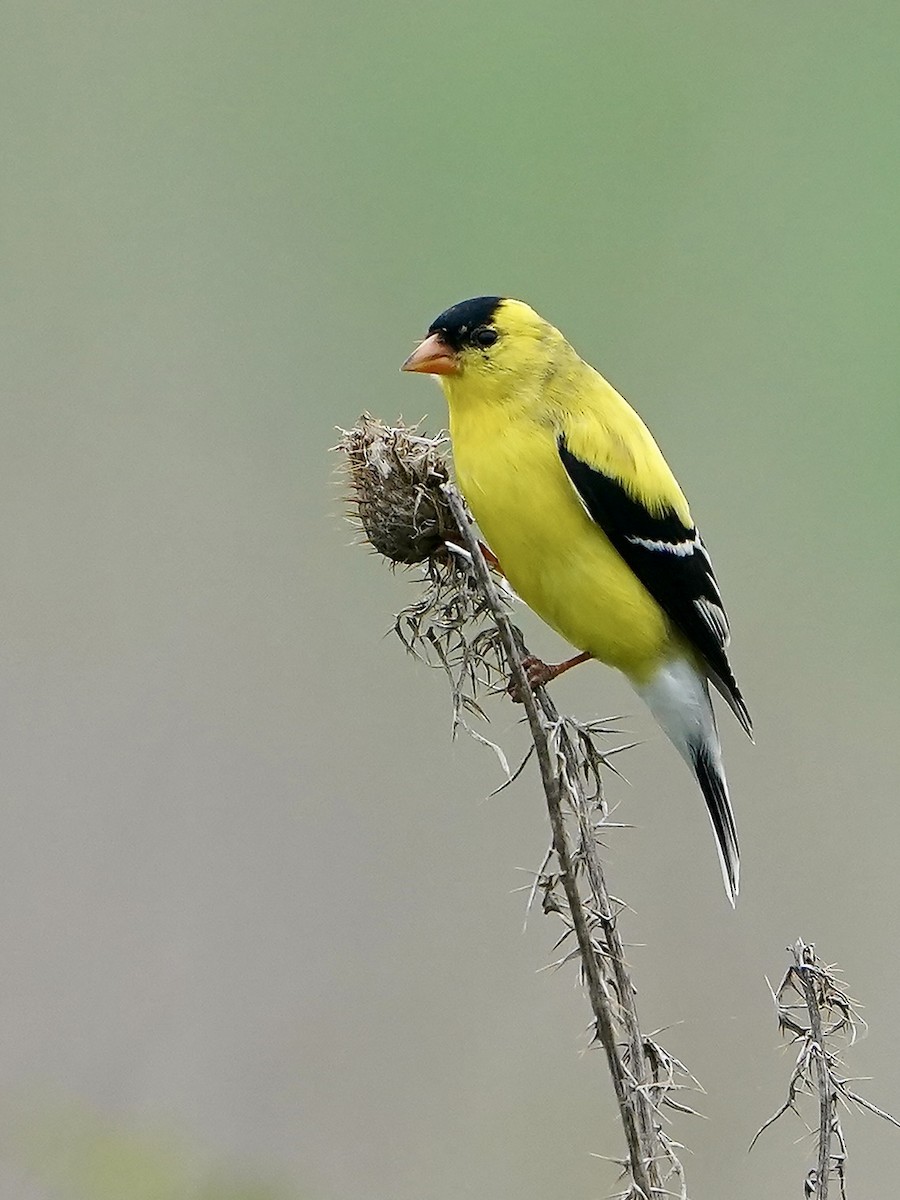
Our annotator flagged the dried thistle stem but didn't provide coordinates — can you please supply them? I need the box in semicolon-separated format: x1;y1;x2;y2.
339;416;693;1199
442;486;667;1199
794;948;837;1200
752;939;900;1199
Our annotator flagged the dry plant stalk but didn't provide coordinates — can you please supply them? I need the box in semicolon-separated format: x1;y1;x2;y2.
751;939;900;1199
338;416;700;1200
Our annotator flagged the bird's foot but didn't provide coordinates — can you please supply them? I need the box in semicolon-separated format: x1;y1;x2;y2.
507;652;591;703
507;655;556;702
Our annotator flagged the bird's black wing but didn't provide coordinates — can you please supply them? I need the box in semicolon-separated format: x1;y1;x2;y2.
558;436;751;735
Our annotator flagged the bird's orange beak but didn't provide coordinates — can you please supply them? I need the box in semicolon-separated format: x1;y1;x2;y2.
400;333;460;376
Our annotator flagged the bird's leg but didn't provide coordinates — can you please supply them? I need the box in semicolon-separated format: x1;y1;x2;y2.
479;542;503;573
508;651;592;702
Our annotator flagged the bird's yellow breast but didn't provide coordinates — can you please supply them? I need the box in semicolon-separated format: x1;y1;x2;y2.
449;403;673;680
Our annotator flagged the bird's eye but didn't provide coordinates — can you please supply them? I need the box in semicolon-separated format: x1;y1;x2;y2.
472;326;498;348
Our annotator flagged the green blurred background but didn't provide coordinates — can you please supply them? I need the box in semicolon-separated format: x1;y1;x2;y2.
1;2;899;1197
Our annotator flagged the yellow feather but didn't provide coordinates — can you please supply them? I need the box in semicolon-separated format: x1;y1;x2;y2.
441;299;689;682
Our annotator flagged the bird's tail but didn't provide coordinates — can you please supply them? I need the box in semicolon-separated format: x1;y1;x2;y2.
634;657;740;906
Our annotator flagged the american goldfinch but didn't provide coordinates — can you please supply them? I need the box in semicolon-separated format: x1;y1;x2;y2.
402;296;751;904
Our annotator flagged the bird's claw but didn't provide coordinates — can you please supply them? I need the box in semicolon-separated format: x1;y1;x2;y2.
507;655;556;703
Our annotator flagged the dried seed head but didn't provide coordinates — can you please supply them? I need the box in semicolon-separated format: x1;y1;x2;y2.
336;415;458;564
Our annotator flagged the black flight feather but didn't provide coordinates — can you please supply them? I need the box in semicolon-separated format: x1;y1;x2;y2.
558;436;752;736
691;742;740;903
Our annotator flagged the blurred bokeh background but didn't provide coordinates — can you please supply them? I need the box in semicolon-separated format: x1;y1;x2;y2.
1;2;898;1196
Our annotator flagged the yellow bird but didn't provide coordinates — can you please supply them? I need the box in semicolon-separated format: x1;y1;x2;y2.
402;296;752;904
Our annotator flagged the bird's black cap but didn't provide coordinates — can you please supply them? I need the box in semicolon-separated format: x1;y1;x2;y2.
428;296;503;351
